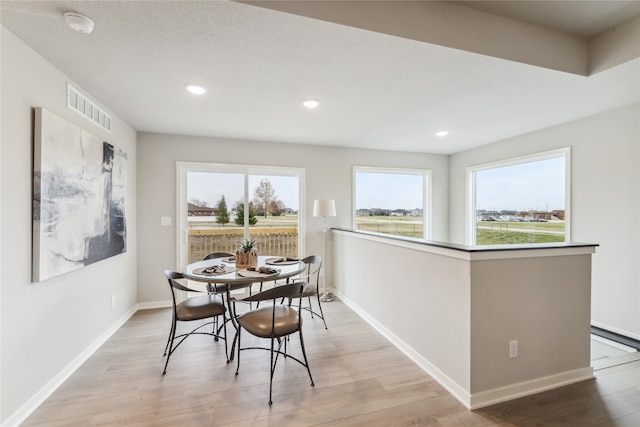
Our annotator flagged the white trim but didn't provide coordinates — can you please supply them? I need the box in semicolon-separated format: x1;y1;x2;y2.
466;147;571;245
352;165;432;239
137;300;172;310
468;367;594;410
3;306;137;427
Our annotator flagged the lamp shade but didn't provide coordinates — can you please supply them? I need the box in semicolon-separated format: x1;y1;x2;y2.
313;199;336;217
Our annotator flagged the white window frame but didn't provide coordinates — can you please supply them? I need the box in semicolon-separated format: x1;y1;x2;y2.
176;162;305;268
352;166;432;240
465;147;571;245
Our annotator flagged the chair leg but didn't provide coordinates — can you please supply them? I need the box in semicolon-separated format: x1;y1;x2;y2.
213;316;219;341
316;293;328;329
298;329;315;387
235;328;242;375
163;317;177;375
221;313;229;362
163;316;176;356
269;337;275;405
307;296;314;318
256;283;264;308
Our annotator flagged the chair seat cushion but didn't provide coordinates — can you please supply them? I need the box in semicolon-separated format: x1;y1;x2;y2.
176;294;226;321
301;284;317;297
238;305;300;338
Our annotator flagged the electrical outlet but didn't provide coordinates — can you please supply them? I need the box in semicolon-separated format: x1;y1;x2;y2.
509;340;518;358
160;216;172;226
111;295;116;308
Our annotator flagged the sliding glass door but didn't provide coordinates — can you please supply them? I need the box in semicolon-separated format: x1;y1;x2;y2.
177;162;304;266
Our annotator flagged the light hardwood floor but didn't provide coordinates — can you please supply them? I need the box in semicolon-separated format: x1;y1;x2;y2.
22;298;640;426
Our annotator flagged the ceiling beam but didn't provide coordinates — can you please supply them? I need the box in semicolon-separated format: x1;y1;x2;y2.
590;15;640;75
241;0;589;75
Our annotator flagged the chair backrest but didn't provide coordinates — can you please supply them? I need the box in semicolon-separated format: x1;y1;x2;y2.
241;282;307;303
164;270;195;293
297;255;322;286
203;252;233;260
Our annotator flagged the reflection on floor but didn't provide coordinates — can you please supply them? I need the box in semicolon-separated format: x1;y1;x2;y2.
591;334;640;370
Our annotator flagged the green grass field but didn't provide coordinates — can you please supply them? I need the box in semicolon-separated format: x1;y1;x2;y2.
476;228;564;245
356;216;424;238
356;216;565;244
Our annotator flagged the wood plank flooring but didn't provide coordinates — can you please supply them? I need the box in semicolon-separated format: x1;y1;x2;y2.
22;298;640;426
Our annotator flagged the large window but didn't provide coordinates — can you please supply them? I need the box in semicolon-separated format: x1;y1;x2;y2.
353;166;431;239
467;148;570;245
177;163;304;266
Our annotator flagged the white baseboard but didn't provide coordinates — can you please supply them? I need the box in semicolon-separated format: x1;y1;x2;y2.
136;300;172;310
3;306;138;427
468;367;594;409
336;290;595;411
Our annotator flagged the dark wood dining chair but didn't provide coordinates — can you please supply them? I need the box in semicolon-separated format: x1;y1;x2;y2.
162;270;228;374
232;282;314;404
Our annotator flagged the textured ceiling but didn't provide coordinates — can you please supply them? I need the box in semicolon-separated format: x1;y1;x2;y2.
1;0;639;154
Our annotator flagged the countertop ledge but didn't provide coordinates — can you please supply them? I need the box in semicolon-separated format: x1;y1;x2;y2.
332;228;598;256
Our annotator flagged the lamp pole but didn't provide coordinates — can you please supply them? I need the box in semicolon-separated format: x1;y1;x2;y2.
320;214;333;302
313;199;336;302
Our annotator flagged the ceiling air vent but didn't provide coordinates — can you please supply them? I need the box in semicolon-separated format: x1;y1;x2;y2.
67;83;112;133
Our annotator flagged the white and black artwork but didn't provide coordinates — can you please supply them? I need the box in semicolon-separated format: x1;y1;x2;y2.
32;107;127;282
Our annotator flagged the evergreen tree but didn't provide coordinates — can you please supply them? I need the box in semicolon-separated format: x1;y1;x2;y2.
235;202;258;226
216;195;230;226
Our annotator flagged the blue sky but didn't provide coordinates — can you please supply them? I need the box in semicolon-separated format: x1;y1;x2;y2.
476;157;565;211
188;172;299;208
189;157;565;212
355;172;423;210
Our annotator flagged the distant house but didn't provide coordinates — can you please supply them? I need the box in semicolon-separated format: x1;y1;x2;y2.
531;210;565;221
370;208;390;216
281;207;296;215
356;208;371;216
187;203;216;216
391;209;409;216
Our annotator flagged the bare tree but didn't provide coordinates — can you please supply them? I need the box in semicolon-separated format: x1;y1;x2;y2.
252;178;276;217
189;198;209;207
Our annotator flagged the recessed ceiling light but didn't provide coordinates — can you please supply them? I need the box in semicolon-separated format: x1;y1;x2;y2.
303;99;320;109
64;12;94;34
185;84;207;95
435;130;449;137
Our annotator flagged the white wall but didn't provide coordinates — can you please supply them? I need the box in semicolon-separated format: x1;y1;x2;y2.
449;105;640;340
136;132;449;304
0;27;138;425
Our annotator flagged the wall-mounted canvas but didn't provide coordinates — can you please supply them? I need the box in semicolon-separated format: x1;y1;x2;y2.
33;107;127;282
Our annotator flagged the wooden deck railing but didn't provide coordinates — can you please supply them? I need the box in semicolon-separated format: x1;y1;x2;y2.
188;227;299;263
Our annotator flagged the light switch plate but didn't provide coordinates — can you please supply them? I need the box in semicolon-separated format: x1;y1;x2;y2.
160;216;171;226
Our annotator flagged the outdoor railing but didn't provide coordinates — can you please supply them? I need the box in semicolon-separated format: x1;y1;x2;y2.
188;227;299;263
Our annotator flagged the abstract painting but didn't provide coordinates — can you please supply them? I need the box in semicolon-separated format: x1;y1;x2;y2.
32;107;127;282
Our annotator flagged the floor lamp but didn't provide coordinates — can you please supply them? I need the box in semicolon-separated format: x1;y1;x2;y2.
313;199;336;302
